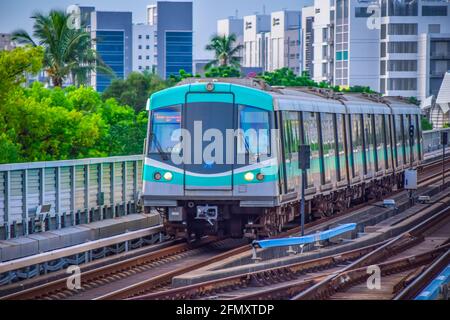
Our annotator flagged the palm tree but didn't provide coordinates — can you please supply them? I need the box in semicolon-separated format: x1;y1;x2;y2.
205;34;243;70
12;10;113;87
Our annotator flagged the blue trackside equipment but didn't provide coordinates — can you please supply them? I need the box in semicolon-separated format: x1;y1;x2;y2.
252;223;357;249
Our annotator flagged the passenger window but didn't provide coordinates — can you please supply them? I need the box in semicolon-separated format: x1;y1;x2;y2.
320;113;336;184
336;114;347;181
282;111;301;192
394;115;405;166
363;114;376;176
374;115;385;171
350;114;364;178
303;112;321;189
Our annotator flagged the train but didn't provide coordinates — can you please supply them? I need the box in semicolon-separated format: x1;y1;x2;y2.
142;78;422;239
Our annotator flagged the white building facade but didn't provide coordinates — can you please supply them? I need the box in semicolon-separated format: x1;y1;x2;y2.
380;0;450;101
267;11;302;74
302;0;450;101
132;23;157;73
242;14;271;69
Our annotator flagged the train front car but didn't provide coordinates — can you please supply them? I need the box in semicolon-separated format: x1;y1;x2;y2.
142;81;281;239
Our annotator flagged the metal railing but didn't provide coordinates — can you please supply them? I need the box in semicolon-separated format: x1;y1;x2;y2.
0;155;143;240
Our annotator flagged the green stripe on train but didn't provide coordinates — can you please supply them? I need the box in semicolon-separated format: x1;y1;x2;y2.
143;164;278;186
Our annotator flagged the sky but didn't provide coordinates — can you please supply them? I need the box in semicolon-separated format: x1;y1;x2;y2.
0;0;312;59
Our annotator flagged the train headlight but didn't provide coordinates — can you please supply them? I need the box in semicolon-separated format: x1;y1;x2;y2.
154;172;162;181
244;172;255;182
163;172;173;181
256;173;265;181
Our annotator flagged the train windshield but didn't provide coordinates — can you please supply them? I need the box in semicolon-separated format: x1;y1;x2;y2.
150;106;181;154
239;105;271;157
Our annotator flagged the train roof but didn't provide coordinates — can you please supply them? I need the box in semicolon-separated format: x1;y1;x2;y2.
175;78;421;114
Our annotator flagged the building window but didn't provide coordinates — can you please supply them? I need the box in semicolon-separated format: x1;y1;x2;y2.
422;6;447;16
388;24;417;35
146;66;150;70
387;60;417;72
146;35;150;39
138;45;142;49
428;24;441;34
138;35;142;39
146;45;150;49
355;7;372;18
388;41;417;54
138;66;142;70
380;60;386;75
381;42;386;57
165;31;193;78
381;24;386;39
138;55;142;60
388;0;418;16
146;56;150;60
388;78;417;91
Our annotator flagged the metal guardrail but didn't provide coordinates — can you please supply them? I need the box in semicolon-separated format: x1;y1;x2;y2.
422;128;450;154
0;156;143;240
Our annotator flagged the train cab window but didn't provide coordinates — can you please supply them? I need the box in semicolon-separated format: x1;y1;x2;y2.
335;114;347;181
394;115;405;166
239;106;271;158
320;113;336;184
384;115;393;169
303;112;321;189
349;114;364;178
374;115;386;171
282;111;301;192
363;114;376;176
150;106;181;155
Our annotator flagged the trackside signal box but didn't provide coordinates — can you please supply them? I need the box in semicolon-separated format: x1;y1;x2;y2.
404;169;418;190
298;145;311;170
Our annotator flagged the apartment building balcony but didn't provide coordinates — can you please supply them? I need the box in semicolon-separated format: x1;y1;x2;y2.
430;70;447;78
430;53;450;59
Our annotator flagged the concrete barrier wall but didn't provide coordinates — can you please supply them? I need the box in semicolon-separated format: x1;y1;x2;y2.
0;156;143;240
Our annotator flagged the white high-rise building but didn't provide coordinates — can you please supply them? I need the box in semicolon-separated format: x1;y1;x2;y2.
267;11;302;74
132;23;157;73
379;0;450;101
302;0;380;89
243;14;271;69
301;0;450;101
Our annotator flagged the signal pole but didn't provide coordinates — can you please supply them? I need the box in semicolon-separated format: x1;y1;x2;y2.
299;145;311;236
442;131;448;188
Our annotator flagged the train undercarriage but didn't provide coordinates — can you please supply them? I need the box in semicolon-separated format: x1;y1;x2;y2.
147;171;406;240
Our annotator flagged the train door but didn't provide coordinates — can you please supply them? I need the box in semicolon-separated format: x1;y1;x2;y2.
183;94;234;190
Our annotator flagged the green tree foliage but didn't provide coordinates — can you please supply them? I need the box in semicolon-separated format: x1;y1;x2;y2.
421;116;433;131
204;66;241;78
205;34;243;69
12;10;113;87
102;71;171;113
0;47;148;164
259;68;376;93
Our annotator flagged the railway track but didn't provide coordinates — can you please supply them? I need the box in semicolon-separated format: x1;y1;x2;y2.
2;158;448;300
0;237;245;300
292;206;450;300
130;195;450;301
